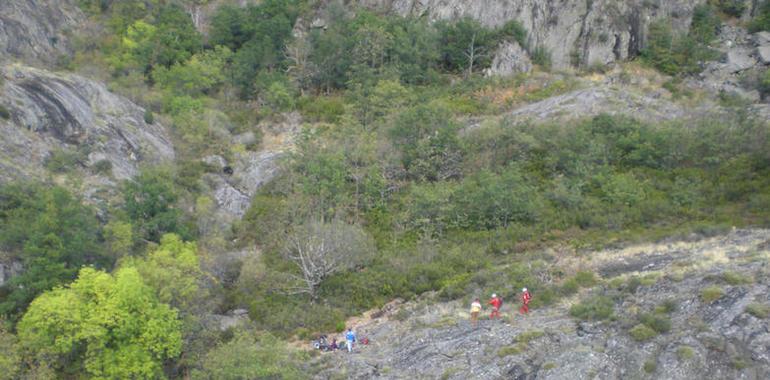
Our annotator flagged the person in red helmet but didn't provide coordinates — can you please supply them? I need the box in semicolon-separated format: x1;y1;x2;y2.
520;287;532;314
488;293;502;319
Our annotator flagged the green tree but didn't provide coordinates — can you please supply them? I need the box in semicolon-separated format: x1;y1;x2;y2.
389;103;464;181
127;233;205;311
0;322;20;380
123;168;193;243
153;46;232;96
0;184;106;318
17;267;182;379
437;17;495;75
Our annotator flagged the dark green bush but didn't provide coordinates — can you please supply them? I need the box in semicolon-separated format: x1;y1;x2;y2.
143;109;154;124
91;159;113;176
0;104;10;120
44;149;83;173
531;46;552;70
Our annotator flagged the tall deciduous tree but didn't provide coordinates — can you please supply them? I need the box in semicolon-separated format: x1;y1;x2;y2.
17;267;182;379
282;220;374;297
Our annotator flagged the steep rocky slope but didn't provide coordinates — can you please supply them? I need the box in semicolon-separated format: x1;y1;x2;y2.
314;229;770;379
0;0;84;67
0;64;175;201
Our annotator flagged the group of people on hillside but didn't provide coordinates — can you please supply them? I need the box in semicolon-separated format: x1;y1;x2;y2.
316;327;366;353
470;288;531;326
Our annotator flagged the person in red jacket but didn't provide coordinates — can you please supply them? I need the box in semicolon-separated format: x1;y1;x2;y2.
520;288;532;314
488;293;502;319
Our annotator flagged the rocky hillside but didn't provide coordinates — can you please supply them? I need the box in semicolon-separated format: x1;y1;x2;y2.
314;229;770;379
0;64;175;203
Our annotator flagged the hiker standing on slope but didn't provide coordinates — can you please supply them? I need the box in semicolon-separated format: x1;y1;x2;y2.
345;327;356;353
470;298;482;326
488;293;502;319
520;288;532;314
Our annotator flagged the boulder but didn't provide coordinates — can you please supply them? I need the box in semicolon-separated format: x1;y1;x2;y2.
758;46;770;65
487;40;532;77
724;49;756;73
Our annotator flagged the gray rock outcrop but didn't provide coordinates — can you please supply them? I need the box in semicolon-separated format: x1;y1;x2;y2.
0;0;85;67
486;40;532;77
0;64;174;193
355;0;707;69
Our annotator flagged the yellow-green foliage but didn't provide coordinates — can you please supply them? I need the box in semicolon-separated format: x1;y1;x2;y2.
125;233;205;310
17;267;182;379
700;286;724;303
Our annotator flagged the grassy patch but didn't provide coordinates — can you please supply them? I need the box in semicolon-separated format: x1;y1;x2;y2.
497;344;525;357
570;295;615;321
700;286;724;303
516;330;545;344
676;346;695;360
643;360;657;373
732;357;749;370
440;367;461;380
745;303;770;319
722;271;752;285
629;324;658;341
542;362;556;370
654;299;678;314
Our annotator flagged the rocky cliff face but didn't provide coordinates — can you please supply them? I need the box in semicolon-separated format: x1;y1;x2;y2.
314;229;770;379
0;0;84;67
0;64;175;200
355;0;711;69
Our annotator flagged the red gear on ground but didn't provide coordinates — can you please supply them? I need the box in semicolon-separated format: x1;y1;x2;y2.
488;297;502;319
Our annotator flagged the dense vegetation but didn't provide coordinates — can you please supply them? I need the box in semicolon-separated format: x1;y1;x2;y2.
1;0;769;378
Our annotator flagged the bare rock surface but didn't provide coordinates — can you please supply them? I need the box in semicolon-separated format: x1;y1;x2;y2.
0;0;85;67
0;64;174;200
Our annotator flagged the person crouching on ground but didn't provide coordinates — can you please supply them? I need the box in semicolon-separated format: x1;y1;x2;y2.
470;298;482;326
